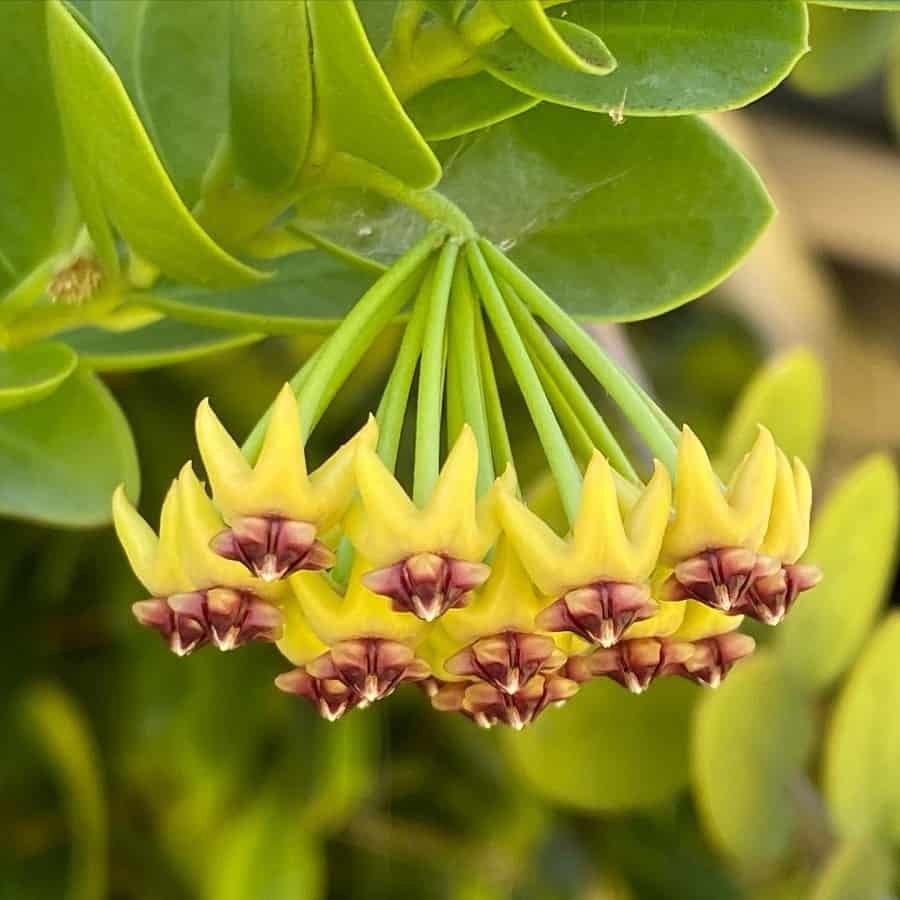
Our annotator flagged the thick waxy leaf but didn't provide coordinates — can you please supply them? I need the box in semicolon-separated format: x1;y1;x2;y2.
140;250;377;335
307;0;441;189
716;349;827;476
481;18;617;100
61;319;261;372
407;72;539;141
810;1;900;8
0;2;74;296
496;0;809;116
0;342;77;411
793;6;900;96
824;614;900;842
205;792;324;900
504;678;696;812
230;0;313;189
22;683;107;900
89;0;231;208
46;0;261;287
489;0;615;74
0;366;139;526
298;107;773;321
777;455;899;693
811;839;896;900
693;652;815;870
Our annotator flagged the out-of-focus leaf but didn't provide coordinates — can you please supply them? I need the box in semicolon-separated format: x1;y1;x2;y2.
89;0;231;208
355;0;398;53
299;106;772;321
204;790;324;900
0;366;139;526
502;0;809;116
811;838;897;900
481;19;616;103
61;319;262;371
230;0;313;189
0;342;77;411
888;39;900;138
22;683;107;900
0;1;75;296
824;613;900;843
46;0;261;287
809;1;900;9
407;73;539;141
504;678;696;812
307;0;441;190
489;0;616;74
777;455;899;692
693;651;815;870
716;348;827;475
793;6;900;96
141;250;377;335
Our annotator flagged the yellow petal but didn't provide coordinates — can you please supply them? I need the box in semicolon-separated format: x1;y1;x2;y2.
570;451;629;573
671;600;742;642
761;452;813;564
623;599;685;639
622;460;673;577
725;426;777;549
195;397;254;521
276;593;329;666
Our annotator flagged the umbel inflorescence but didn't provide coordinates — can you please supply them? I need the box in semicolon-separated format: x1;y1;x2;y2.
114;232;821;730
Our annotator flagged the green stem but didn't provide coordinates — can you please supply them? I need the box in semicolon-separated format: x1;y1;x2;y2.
413;241;459;506
621;370;682;444
533;355;594;467
500;281;640;483
466;242;582;526
323;153;476;240
1;293;120;348
479;240;678;474
296;232;441;439
473;305;513;476
375;269;433;470
445;334;464;449
449;264;494;496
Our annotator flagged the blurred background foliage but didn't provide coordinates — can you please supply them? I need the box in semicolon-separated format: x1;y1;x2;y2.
4;3;900;900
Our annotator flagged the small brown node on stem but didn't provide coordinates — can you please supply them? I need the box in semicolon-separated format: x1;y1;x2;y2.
49;256;103;304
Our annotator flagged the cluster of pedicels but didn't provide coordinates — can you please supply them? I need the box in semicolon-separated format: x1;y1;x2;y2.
114;382;820;730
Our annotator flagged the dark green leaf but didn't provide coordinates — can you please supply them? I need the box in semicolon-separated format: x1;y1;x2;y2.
46;0;262;287
811;838;897;900
0;366;139;526
407;72;539;141
0;1;76;296
0;341;78;411
230;0;313;189
504;677;696;812
499;0;810;116
777;455;899;693
22;683;107;900
824;613;900;842
693;652;815;870
139;250;378;335
793;6;900;96
90;0;231;207
308;0;441;189
61;318;262;371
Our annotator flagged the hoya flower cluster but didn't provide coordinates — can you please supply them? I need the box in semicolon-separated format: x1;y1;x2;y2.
114;235;821;730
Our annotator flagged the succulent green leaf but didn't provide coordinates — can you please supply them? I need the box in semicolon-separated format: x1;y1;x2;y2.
504;677;696;812
307;0;441;189
811;838;897;900
809;1;900;9
793;6;900;96
0;366;139;526
46;0;262;288
693;652;815;870
777;455;899;693
139;250;378;335
407;72;539;140
60;319;261;372
0;342;78;412
489;0;615;75
0;1;76;296
508;0;810;116
205;792;324;900
229;0;313;190
716;348;827;476
22;683;107;900
825;613;900;842
89;0;231;208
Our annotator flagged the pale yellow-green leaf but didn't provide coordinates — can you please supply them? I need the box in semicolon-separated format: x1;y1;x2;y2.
777;454;899;692
811;838;897;900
